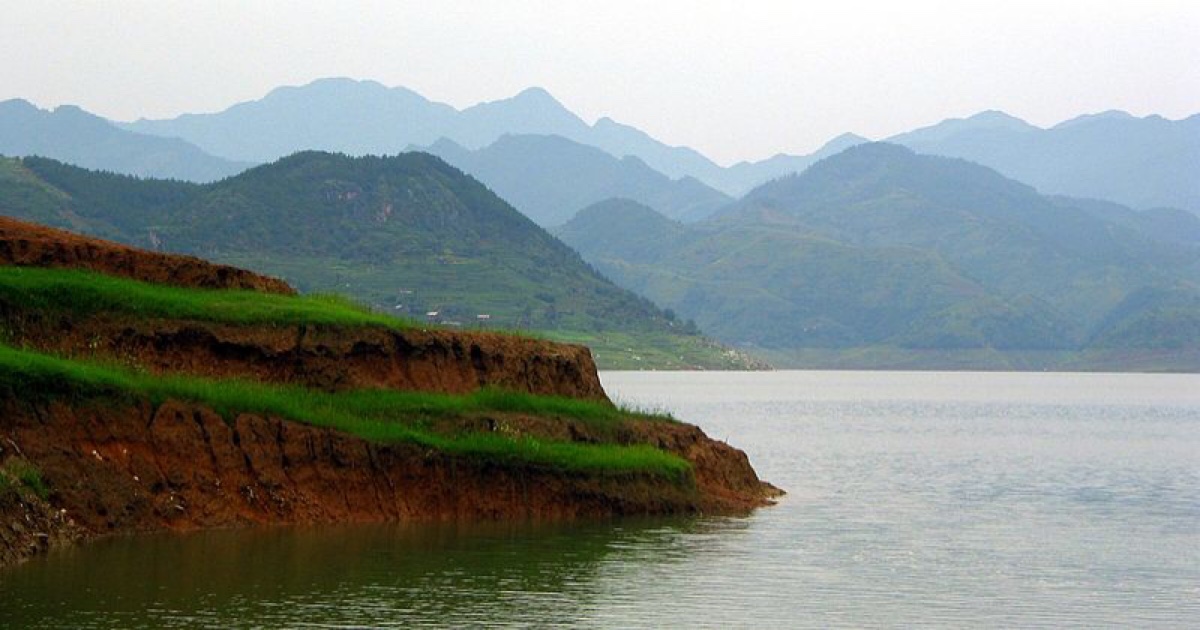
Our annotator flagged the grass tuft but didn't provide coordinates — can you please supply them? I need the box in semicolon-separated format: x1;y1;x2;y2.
0;266;421;331
1;458;49;500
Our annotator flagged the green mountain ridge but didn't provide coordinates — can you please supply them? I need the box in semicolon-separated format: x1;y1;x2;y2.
0;152;758;370
557;144;1200;371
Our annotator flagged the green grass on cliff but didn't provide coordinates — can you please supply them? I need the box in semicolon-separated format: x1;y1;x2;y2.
0;266;420;331
0;344;688;480
0;265;757;370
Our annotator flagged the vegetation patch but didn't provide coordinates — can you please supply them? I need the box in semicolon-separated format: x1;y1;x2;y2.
0;345;688;480
0;457;49;500
0;266;419;331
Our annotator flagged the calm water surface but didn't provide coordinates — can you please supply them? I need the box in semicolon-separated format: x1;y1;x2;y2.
2;371;1198;628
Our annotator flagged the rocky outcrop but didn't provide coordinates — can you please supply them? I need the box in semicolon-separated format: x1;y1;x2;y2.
0;485;82;568
0;216;294;294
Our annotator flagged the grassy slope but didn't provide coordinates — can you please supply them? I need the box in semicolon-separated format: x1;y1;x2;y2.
0;265;766;372
0;266;692;477
0;266;420;330
0;343;689;479
211;252;757;369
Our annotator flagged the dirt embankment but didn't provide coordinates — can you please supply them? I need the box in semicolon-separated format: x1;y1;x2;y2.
0;215;606;400
0;480;82;568
0;397;777;566
2;314;609;401
0;216;294;294
0;217;780;568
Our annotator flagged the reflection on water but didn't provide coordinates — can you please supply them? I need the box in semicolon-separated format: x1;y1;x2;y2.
1;518;728;628
3;371;1199;628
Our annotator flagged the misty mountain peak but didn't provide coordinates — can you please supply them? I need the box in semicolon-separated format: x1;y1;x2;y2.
1051;110;1136;130
513;86;556;102
51;104;93;118
462;87;583;132
426;137;468;153
0;98;38;114
829;141;915;162
492;86;574;116
964;110;1034;130
815;132;870;156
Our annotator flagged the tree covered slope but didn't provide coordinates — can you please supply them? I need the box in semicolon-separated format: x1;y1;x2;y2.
557;144;1200;370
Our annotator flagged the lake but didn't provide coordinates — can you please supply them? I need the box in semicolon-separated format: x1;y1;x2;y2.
2;370;1198;628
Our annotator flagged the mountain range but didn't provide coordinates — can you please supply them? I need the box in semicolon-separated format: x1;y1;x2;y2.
556;143;1200;370
0;152;757;370
3;79;1197;370
888;110;1200;214
4;78;1196;218
119;78;1199;213
0;99;248;182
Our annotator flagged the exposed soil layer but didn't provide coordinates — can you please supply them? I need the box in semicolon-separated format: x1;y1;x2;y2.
0;397;779;567
1;313;609;401
0;216;294;294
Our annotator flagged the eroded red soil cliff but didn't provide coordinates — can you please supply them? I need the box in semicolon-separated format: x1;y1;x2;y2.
0;217;779;568
0;398;776;542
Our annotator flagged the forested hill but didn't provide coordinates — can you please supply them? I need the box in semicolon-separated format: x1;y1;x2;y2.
0;152;754;369
558;144;1200;371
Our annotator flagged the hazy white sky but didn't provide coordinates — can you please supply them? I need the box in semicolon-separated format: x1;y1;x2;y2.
3;0;1197;164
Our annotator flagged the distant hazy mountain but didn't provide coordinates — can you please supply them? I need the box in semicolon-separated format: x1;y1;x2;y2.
419;134;731;226
120;78;864;196
558;144;1200;370
715;132;870;194
584;117;728;186
123;78;581;163
889;110;1200;213
123;79;459;163
0;99;248;182
108;78;1200;213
